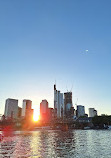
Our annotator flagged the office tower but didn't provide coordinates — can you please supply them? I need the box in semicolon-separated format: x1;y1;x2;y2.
4;98;18;119
54;84;64;118
22;100;33;118
64;92;72;110
18;107;22;118
48;108;54;120
89;108;97;117
64;92;74;118
76;105;85;118
40;99;48;121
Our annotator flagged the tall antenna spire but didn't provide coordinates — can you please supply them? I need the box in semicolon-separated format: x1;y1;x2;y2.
55;79;56;85
54;80;56;90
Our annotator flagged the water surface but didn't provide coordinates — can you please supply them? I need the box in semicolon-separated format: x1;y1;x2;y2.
0;130;111;158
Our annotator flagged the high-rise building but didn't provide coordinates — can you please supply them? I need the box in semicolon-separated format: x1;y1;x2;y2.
4;98;18;119
22;100;33;118
40;99;49;121
48;108;54;120
64;92;74;118
18;107;22;118
76;105;85;118
64;92;72;106
89;108;97;117
54;84;64;118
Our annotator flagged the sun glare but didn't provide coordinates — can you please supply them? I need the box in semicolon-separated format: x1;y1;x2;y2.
33;114;40;122
33;108;40;122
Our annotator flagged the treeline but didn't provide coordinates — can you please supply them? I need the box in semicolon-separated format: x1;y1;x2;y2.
92;115;111;127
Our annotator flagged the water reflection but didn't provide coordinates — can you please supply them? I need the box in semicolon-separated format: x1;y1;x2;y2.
50;130;75;158
0;130;111;158
30;132;42;158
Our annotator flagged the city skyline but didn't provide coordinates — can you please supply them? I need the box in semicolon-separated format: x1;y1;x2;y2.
0;0;111;115
0;83;99;117
2;86;98;121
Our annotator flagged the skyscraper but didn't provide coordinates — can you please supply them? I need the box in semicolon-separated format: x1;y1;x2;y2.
18;107;22;118
54;84;64;118
4;98;18;119
89;108;97;117
22;100;33;118
76;105;85;118
64;92;74;118
40;99;49;121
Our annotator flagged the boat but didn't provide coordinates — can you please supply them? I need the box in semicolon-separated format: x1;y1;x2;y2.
84;126;90;130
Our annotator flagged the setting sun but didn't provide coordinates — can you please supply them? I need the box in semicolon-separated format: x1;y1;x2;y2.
33;108;40;122
33;114;40;122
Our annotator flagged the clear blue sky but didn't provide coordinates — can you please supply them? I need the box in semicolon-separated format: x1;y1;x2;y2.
0;0;111;115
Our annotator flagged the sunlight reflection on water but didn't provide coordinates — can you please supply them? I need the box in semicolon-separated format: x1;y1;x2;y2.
0;130;111;158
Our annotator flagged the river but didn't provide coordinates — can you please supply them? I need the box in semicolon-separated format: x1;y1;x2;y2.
0;130;111;158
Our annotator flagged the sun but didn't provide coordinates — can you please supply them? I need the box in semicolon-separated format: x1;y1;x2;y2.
33;114;40;122
33;108;40;122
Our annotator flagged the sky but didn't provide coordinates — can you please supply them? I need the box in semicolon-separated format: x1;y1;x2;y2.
0;0;111;115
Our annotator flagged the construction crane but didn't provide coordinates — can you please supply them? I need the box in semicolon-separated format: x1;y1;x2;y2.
75;98;78;106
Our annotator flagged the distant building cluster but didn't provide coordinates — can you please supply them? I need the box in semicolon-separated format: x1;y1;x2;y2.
54;84;74;119
2;84;98;122
39;84;97;122
4;98;34;120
